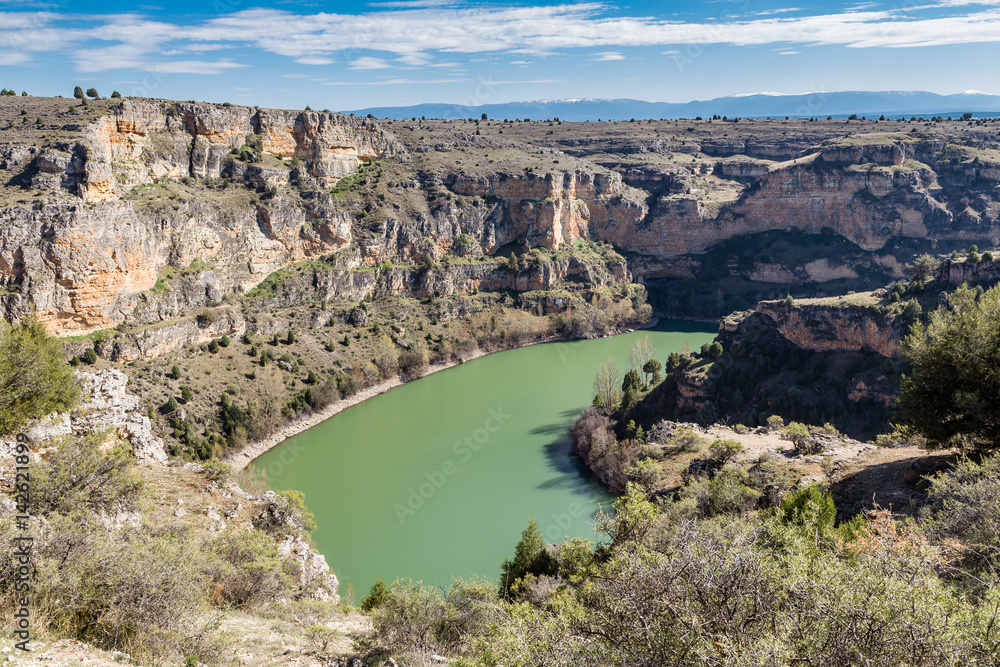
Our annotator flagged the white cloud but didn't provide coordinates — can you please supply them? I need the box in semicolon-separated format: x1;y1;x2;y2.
350;56;394;70
0;50;30;65
324;77;467;85
4;1;1000;73
296;56;334;65
155;60;245;74
396;52;430;66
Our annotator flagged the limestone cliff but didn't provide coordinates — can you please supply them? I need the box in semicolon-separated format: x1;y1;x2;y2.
2;100;999;339
747;297;904;357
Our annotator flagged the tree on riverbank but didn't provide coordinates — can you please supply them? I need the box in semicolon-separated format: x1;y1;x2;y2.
593;356;621;409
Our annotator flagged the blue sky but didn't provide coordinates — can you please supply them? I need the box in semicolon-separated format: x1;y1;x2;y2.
0;0;998;110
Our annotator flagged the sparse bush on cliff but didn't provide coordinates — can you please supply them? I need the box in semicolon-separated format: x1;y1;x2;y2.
359;578;496;662
208;529;290;608
254;489;317;537
708;438;744;465
922;453;1000;574
372;334;399;379
899;283;1000;452
908;253;940;282
781;421;822;455
31;433;144;516
0;314;79;433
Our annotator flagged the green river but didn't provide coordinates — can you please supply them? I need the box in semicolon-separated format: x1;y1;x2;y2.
255;321;716;595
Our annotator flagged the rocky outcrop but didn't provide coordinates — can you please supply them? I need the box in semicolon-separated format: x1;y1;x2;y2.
92;308;246;361
733;298;903;357
19;369;167;464
938;256;1000;285
447;169;646;251
3;103;1000;339
81;99;405;201
0;101;403;335
277;534;341;603
247;250;627;314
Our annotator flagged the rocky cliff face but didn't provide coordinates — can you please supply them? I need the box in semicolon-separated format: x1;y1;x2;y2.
0;100;404;335
1;102;999;339
748;298;904;357
938;255;1000;284
675;291;907;438
81;100;404;201
13;369;167;464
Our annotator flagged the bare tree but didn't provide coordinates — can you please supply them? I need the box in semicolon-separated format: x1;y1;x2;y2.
593;356;621;410
628;335;656;375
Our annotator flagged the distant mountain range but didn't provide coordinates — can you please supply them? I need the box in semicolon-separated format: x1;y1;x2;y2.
345;91;1000;122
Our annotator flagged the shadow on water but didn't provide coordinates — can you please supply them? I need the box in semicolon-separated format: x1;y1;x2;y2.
533;406;601;492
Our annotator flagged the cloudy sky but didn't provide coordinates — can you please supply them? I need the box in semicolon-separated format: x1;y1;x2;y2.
0;0;997;110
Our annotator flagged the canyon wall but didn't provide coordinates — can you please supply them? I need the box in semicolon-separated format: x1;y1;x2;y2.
1;99;999;337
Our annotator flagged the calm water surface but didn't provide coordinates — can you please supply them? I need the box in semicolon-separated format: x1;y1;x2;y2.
255;321;716;595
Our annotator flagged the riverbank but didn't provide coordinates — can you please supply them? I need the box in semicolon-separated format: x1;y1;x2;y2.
224;326;645;473
224;347;485;472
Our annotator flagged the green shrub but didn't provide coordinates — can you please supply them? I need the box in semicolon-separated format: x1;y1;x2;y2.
780;483;836;533
201;459;231;483
180;385;194;403
30;518;208;660
0;314;79;433
169;364;182;380
219;335;231;347
708;439;744;465
31;433;143;516
922;453;1000;572
208;529;289;607
304;624;339;654
899;283;1000;452
781;422;818;455
668;425;704;452
361;577;390;612
197;310;217;327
